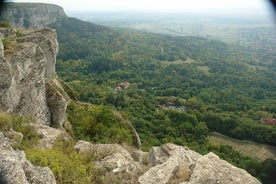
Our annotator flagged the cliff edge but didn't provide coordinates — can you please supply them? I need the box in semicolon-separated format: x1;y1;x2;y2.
0;26;69;128
0;3;66;29
0;3;262;183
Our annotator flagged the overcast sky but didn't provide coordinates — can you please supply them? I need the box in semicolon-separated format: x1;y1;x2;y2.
9;0;275;15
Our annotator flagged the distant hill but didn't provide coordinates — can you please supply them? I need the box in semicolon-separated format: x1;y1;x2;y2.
1;3;275;183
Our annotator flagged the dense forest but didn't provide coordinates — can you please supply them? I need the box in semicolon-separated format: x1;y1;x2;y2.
49;17;276;183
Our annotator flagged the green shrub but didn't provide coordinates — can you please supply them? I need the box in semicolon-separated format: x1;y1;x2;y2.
2;38;11;50
16;30;23;37
0;112;13;131
0;22;12;28
25;139;96;184
0;111;40;149
67;102;133;145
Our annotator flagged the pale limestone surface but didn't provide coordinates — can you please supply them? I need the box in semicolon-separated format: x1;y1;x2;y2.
0;133;56;184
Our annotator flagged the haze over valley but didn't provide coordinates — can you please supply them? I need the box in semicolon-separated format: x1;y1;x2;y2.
0;1;275;183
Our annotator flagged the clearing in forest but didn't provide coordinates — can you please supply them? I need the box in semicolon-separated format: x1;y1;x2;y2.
208;132;276;161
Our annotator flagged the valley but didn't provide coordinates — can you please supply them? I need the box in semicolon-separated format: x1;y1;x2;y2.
0;2;275;183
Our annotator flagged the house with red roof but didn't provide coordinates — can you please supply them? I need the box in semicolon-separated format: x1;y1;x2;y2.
260;118;276;125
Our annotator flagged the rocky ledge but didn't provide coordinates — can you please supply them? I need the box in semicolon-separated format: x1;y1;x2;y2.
0;27;69;128
0;132;56;184
0;3;66;29
75;141;261;184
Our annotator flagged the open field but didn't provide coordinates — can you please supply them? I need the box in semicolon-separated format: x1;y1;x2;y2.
208;132;276;161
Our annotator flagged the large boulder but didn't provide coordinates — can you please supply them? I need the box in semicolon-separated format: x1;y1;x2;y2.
74;140;143;183
0;132;56;184
139;143;260;184
139;143;200;184
148;143;201;167
185;152;261;184
32;124;71;149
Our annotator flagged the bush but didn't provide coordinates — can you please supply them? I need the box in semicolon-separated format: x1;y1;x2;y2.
26;148;95;183
2;38;11;50
67;102;133;145
16;30;23;37
0;111;40;149
0;22;12;28
0;111;13;131
25;138;96;184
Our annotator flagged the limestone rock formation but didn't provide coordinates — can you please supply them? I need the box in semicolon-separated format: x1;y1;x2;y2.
32;124;71;149
185;152;261;184
139;143;201;184
0;132;56;184
16;28;59;80
0;3;66;29
0;33;3;60
138;143;261;184
0;26;68;184
0;27;69;128
74;141;260;184
75;140;145;184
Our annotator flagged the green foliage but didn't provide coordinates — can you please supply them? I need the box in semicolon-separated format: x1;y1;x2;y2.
49;17;275;183
16;30;23;37
203;112;276;146
208;143;276;184
0;111;13;131
25;139;95;184
0;111;40;149
67;102;133;145
2;38;11;49
0;22;12;28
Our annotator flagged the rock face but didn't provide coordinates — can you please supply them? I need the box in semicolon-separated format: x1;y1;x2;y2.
0;3;66;29
74;140;145;184
74;141;260;184
0;27;69;127
139;143;201;184
0;132;56;184
186;152;261;184
138;143;261;184
33;124;71;149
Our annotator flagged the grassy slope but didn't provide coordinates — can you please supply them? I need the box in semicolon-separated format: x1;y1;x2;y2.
209;132;276;161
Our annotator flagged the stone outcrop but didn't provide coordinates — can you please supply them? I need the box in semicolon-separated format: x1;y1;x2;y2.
16;28;59;80
74;141;260;184
0;132;56;184
0;32;3;60
45;79;70;128
74;140;146;184
139;143;201;184
0;3;66;29
0;26;69;184
185;152;261;184
0;27;69;128
32;124;71;149
138;143;261;184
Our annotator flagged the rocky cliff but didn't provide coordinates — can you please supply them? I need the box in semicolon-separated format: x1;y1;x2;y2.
75;141;261;184
0;132;56;184
0;4;262;183
0;3;66;29
0;27;69;127
0;25;70;184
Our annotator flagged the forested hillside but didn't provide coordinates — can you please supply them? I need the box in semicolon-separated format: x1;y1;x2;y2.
49;17;276;182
